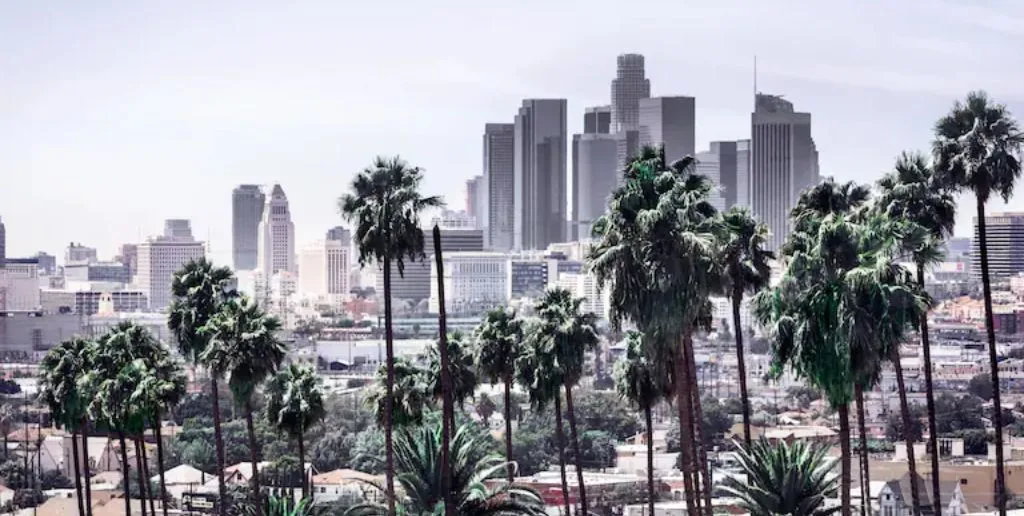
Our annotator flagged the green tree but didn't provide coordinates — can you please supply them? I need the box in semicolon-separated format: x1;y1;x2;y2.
345;422;546;516
340;156;444;514
311;430;356;473
968;374;994;401
473;306;524;482
933;91;1024;516
350;428;385;475
718;439;840;516
717;207;773;446
423;331;478;419
589;146;721;516
266;365;326;500
474;393;496;427
575;430;616;470
614;330;666;516
886;408;925;443
168;258;236;516
365;358;428;428
204;295;286;514
876;150;957;516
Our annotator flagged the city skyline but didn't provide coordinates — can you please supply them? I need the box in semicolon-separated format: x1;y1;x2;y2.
3;1;1024;262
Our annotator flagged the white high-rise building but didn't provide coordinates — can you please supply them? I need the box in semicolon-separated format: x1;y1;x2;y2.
298;239;351;297
257;184;296;275
556;271;610;321
1;258;41;311
136;221;205;311
751;94;819;251
429;252;509;314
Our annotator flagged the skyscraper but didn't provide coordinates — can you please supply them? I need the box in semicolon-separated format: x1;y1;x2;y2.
326;226;351;244
0;217;5;270
465;175;485;230
573;134;618;239
638;96;696;164
584;105;612;135
751;94;819;251
298;239;350;296
695;140;750;211
484;123;515;251
972;212;1024;280
232;185;265;271
136;221;206;311
163;219;193;239
514;99;567;250
572;106;613;239
375;228;484;302
610;54;650;133
257;184;296;275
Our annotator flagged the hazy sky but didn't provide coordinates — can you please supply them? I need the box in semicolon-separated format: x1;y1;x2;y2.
3;1;1024;265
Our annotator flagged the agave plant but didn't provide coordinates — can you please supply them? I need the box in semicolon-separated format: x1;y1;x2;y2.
718;439;840;516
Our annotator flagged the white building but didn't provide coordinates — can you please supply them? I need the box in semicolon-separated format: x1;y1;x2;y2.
298;239;350;297
257;184;296;275
429;252;509;313
135;221;205;311
1;258;41;311
556;271;610;320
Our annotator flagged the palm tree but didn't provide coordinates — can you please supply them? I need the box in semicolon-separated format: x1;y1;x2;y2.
339;155;444;514
613;330;668;516
366;357;429;428
204;296;286;515
423;331;479;429
717;207;773;446
589;146;720;516
515;320;571;516
266;365;326;500
0;402;14;462
132;346;187;516
933;91;1023;516
168;258;236;516
473;307;524;483
718;439;839;516
345;421;546;516
39;337;95;516
534;288;599;516
876;151;957;516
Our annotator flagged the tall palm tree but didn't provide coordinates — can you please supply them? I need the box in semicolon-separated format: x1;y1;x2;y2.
473;307;524;483
717;207;774;446
515;320;571;516
718;439;839;516
345;421;546;516
876;151;956;516
168;258;236;516
534;288;599;516
266;364;326;500
589;146;720;516
613;330;668;516
933;91;1023;516
39;337;95;516
367;357;429;428
132;347;187;516
203;295;286;514
423;331;478;429
340;155;444;514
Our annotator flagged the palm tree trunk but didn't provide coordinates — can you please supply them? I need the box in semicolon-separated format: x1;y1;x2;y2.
298;431;307;500
134;437;148;516
153;414;168;516
893;352;922;516
81;419;93;516
72;428;86;516
118;431;132;516
673;344;697;516
244;402;263;516
838;404;851;516
686;336;712;516
564;383;589;516
432;227;456;516
976;198;1006;516
553;395;571;516
503;377;515;483
141;436;157;516
732;291;752;447
382;255;397;516
209;376;228;516
855;385;870;516
645;405;656;516
916;262;942;516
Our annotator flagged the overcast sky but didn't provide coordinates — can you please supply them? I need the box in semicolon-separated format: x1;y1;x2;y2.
3;1;1024;264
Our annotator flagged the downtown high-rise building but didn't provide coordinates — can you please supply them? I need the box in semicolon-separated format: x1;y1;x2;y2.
695;140;751;211
750;94;819;251
298;239;350;297
375;227;485;302
0;217;5;269
465;175;486;230
514;99;568;250
136;220;206;311
638;96;696;165
610;53;651;133
483;123;515;251
572;106;612;240
326;226;351;244
232;184;266;271
972;212;1024;280
257;184;296;274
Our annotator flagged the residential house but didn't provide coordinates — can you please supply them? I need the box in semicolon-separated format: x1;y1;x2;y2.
877;473;965;516
149;464;210;502
311;468;384;505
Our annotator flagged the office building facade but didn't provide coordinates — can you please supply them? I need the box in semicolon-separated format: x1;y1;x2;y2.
375;228;485;302
136;223;206;311
972;212;1024;280
695;140;750;211
750;94;819;251
638;96;696;165
483;123;515;251
257;184;296;275
574;134;619;238
514;99;568;250
610;54;650;133
298;239;351;297
232;184;266;271
65;243;97;266
429;252;509;314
